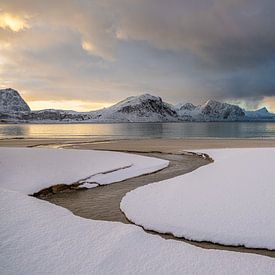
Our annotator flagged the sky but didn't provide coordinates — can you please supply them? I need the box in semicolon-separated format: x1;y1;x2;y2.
1;0;275;111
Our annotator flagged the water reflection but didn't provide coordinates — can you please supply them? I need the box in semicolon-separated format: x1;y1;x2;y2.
0;124;29;138
1;122;275;139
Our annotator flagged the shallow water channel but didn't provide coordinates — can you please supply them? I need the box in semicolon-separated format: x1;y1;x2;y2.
40;151;275;258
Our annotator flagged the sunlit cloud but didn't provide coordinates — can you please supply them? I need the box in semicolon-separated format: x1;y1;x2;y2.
0;12;29;32
259;97;275;113
82;40;95;53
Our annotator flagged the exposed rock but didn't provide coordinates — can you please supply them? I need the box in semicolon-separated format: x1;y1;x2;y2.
97;94;180;122
0;88;31;113
199;100;245;120
176;99;245;121
33;183;83;197
175;102;196;111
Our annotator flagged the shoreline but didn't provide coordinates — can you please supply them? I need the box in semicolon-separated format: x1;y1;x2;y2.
2;137;275;151
62;138;275;152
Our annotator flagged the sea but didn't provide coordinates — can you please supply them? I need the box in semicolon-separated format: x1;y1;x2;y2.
1;122;275;140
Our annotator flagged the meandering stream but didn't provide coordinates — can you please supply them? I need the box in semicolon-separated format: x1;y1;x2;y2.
36;146;275;258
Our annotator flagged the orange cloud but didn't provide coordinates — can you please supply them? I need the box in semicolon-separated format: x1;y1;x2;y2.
260;97;275;113
0;12;29;32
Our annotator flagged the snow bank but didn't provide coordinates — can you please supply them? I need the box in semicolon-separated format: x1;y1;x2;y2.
0;147;168;194
1;188;274;274
121;148;275;249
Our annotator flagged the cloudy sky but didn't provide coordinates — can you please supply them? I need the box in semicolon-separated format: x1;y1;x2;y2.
1;0;275;111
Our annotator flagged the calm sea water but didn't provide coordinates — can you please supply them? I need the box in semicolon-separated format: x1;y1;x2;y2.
1;122;275;139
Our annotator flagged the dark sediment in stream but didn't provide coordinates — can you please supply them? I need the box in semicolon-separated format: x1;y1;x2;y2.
39;151;275;258
39;152;206;223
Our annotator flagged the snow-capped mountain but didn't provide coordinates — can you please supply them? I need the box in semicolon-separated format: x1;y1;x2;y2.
0;88;30;113
176;100;245;121
95;94;179;122
1;88;275;123
245;107;275;120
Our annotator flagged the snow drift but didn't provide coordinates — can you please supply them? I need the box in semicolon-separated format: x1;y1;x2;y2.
121;148;275;250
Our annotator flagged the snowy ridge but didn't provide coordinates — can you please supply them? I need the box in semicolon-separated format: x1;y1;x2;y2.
245;107;275;120
176;100;245;121
1;88;275;122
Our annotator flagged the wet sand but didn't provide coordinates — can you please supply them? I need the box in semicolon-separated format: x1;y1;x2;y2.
41;151;275;258
62;138;275;153
2;137;275;257
2;137;275;151
0;137;102;148
42;152;208;223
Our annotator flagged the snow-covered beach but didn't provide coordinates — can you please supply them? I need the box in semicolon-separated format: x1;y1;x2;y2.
2;187;275;274
0;147;168;194
121;148;275;250
1;139;275;273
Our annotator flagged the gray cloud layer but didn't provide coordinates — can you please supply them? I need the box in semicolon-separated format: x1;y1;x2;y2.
1;0;275;109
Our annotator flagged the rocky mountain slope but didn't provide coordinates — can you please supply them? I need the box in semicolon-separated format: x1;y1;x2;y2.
245;107;275;120
1;88;275;122
0;88;30;113
95;94;180;122
176;100;245;121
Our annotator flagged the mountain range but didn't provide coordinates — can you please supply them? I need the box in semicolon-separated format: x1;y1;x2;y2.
1;88;275;123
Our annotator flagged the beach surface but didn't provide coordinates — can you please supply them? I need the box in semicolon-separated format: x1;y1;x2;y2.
1;138;275;258
2;137;275;152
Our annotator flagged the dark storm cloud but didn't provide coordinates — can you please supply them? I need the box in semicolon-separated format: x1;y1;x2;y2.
116;0;275;68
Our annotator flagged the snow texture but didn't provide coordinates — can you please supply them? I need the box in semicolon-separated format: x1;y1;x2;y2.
121;148;275;249
1;187;275;274
0;147;168;194
96;94;179;122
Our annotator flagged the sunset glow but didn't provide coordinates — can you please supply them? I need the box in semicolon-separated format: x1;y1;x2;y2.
0;12;29;32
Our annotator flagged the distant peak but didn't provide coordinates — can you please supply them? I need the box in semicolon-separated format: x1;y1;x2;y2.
136;93;161;101
203;99;221;106
200;99;223;109
256;107;269;113
116;93;162;106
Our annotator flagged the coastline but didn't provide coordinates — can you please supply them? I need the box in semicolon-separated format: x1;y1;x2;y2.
2;137;275;151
